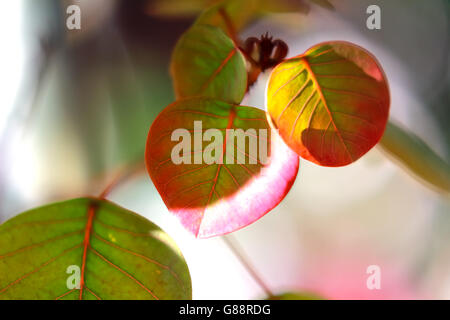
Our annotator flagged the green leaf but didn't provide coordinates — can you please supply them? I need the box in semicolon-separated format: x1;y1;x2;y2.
146;0;218;17
309;0;335;10
258;0;310;13
170;24;248;104
194;0;259;39
147;0;314;18
146;97;299;238
266;41;390;167
267;292;325;300
0;198;192;300
379;121;450;194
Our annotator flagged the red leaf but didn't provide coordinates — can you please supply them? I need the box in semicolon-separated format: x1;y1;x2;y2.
146;97;299;238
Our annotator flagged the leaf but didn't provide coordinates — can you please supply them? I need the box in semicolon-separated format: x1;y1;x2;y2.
379;121;450;194
146;0;218;17
147;0;312;18
258;0;311;14
266;41;390;167
145;97;299;238
309;0;335;10
171;24;248;104
267;292;324;300
194;0;259;39
0;198;192;300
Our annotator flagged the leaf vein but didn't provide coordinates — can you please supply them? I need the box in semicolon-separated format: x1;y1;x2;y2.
89;247;159;300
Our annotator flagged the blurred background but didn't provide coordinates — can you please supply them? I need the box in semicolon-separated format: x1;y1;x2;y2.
0;0;449;299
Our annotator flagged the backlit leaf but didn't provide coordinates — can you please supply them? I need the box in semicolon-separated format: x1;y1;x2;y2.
267;292;324;300
171;24;248;104
146;0;217;17
266;41;390;167
309;0;335;10
147;0;314;18
379;121;450;194
259;0;310;14
194;0;258;39
146;97;299;238
0;198;191;300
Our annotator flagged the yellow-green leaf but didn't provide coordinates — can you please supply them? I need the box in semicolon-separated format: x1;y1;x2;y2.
147;0;218;17
0;198;191;300
266;41;390;167
267;292;325;300
146;0;318;18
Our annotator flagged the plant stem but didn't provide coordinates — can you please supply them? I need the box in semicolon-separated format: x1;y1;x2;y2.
223;235;274;298
98;162;146;199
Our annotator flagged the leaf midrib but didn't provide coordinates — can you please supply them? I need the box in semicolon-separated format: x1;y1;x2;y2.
302;58;354;162
199;48;237;95
196;106;237;237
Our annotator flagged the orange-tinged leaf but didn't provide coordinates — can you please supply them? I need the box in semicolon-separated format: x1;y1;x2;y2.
145;97;299;238
266;41;390;167
171;24;248;104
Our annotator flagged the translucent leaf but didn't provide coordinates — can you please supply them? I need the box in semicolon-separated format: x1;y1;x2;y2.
194;0;259;39
146;97;299;238
0;198;191;300
267;292;324;300
171;24;248;104
309;0;335;10
266;41;390;167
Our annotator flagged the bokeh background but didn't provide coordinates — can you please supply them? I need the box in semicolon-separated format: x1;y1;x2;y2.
0;0;449;299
